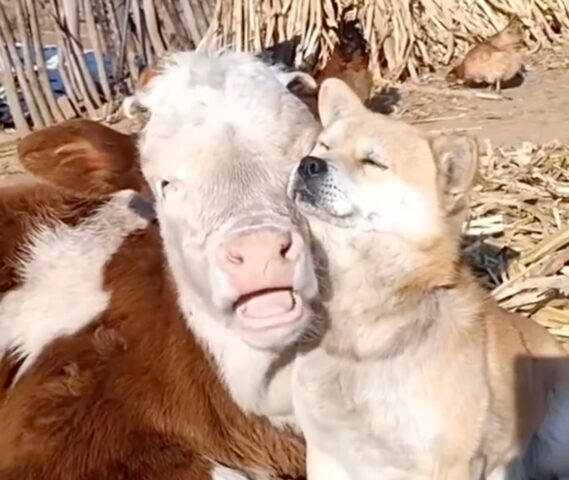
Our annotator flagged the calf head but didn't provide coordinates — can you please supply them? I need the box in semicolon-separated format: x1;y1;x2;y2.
135;51;321;350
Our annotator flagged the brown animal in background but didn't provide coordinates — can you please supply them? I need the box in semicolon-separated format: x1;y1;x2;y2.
314;8;373;104
447;16;525;94
17;119;151;198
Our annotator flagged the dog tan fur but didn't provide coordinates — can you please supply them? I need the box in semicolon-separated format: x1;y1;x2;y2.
288;78;569;480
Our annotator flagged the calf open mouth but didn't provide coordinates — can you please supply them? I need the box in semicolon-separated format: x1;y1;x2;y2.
234;288;305;330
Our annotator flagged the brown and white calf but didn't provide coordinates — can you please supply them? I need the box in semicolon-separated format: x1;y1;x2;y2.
0;51;322;479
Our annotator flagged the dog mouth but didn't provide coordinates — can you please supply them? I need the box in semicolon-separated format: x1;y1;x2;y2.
290;176;319;206
234;288;307;330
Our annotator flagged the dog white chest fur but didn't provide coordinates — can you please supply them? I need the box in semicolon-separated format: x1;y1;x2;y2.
293;330;487;480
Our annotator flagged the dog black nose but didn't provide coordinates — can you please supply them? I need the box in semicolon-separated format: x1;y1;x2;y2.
298;156;328;179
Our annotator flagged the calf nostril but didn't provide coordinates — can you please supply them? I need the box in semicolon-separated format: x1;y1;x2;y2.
299;156;328;179
226;249;244;265
279;235;294;259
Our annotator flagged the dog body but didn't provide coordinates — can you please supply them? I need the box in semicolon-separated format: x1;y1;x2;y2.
289;78;569;480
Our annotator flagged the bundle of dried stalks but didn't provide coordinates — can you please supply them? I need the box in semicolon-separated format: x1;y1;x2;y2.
464;141;569;344
209;0;569;81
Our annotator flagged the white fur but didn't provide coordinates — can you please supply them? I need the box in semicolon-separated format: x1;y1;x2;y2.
134;50;320;425
178;290;299;424
0;190;149;380
210;465;251;480
293;346;457;480
136;50;318;182
306;443;351;480
339;171;436;238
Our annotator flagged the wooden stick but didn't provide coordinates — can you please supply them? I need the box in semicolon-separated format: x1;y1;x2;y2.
142;0;165;55
48;0;82;109
397;83;509;101
190;0;210;37
105;0;132;84
0;2;43;128
15;0;52;126
162;0;192;48
62;11;104;109
182;0;205;46
412;113;468;124
82;0;112;103
0;49;29;134
58;0;84;99
121;0;139;94
129;0;148;62
25;0;65;121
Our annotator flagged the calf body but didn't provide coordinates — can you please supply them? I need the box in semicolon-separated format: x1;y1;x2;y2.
0;51;322;479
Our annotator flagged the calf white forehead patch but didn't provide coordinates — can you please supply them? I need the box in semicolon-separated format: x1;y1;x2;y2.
0;190;149;383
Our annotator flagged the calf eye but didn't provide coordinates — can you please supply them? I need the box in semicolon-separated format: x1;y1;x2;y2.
155;179;171;199
361;158;388;170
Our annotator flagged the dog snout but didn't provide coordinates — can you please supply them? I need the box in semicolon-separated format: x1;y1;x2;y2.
217;228;305;297
298;156;328;180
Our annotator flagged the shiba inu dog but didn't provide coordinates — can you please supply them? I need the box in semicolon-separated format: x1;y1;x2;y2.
288;77;569;480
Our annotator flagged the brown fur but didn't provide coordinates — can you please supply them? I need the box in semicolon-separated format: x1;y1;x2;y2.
0;183;108;296
0;189;306;479
314;10;373;104
447;16;525;93
17;119;151;198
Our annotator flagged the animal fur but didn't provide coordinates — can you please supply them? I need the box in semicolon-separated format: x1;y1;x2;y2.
0;50;323;479
288;77;569;480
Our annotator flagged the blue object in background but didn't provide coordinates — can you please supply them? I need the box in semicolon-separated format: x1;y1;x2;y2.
0;43;114;126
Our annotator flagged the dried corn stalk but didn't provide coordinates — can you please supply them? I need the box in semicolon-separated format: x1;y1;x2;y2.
209;0;569;80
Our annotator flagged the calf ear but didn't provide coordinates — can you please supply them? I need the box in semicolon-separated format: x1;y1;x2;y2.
18;120;141;195
275;71;320;120
318;78;365;128
123;62;163;119
429;134;479;215
275;70;318;92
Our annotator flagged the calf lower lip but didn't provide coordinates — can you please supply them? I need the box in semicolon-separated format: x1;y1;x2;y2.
235;289;305;330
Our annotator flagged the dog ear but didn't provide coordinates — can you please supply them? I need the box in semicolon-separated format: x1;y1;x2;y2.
429;134;479;216
318;78;365;128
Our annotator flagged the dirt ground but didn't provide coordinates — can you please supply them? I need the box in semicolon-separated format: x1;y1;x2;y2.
1;45;569;188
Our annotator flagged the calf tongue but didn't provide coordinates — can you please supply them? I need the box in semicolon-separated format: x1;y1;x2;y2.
240;290;295;319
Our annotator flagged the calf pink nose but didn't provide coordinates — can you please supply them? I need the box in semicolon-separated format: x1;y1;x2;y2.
218;229;303;296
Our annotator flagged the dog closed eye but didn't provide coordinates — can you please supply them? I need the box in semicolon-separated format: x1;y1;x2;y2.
361;158;388;170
